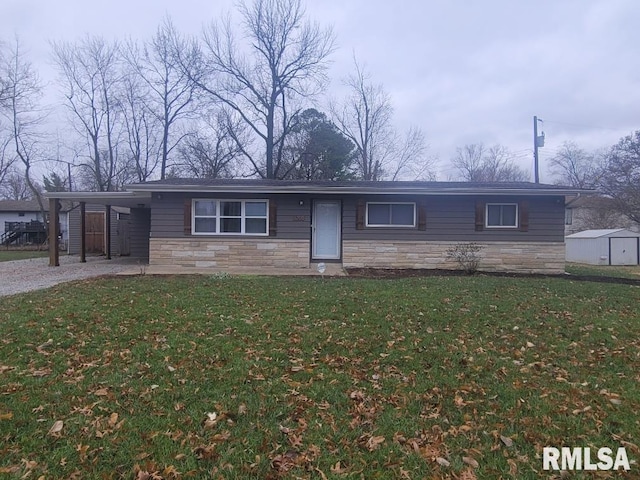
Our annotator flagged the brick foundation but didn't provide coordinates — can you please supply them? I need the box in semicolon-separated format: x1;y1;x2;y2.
343;240;565;274
149;238;310;268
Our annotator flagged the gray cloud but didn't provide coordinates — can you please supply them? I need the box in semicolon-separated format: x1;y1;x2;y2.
1;0;638;181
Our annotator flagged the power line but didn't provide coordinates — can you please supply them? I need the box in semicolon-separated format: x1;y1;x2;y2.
543;119;622;132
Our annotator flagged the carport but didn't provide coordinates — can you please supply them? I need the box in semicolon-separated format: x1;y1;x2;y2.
565;229;640;265
45;191;152;267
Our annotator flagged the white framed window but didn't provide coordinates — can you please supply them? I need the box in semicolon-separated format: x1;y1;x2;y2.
366;202;416;227
486;203;518;228
565;208;573;225
192;199;268;235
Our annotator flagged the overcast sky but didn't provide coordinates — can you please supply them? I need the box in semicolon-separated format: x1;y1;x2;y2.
2;0;639;181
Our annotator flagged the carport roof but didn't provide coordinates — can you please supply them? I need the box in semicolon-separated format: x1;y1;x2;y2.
43;191;152;209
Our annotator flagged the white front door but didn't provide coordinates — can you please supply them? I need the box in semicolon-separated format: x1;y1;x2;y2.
312;201;341;259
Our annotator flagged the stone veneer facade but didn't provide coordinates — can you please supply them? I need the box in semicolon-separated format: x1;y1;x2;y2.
342;240;565;274
150;238;565;274
149;238;310;268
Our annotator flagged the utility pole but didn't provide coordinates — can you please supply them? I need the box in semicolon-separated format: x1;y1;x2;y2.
533;116;545;183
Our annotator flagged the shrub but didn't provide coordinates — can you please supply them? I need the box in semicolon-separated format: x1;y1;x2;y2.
446;242;484;274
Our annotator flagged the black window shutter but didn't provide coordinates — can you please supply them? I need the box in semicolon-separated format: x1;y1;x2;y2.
184;198;192;235
417;203;427;231
269;200;277;236
356;200;365;230
519;201;529;232
475;202;485;231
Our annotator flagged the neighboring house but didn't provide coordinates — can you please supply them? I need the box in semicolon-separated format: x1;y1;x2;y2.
565;196;638;236
0;199;69;248
47;179;589;274
566;229;640;265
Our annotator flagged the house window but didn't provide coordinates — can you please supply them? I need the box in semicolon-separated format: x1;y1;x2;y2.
486;203;518;228
18;212;25;217
193;199;268;235
366;202;416;227
565;208;573;225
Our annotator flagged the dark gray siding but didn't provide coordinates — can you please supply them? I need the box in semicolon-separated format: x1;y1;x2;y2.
150;192;565;243
342;194;565;242
68;204;124;255
129;208;151;259
150;192;312;240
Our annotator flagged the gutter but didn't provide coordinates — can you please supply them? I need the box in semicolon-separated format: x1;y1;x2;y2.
126;184;591;197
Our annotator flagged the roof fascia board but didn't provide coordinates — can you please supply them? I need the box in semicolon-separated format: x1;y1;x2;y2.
128;184;588;196
43;191;151;201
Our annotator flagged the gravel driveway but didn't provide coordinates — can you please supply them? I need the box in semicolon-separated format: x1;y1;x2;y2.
0;256;141;297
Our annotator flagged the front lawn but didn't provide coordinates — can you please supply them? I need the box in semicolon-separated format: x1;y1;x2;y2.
0;250;48;262
1;275;638;478
566;263;640;280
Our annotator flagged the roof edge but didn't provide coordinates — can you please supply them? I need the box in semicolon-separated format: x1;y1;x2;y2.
126;183;592;196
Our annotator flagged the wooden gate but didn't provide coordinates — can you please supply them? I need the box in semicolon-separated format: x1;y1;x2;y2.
85;212;105;254
118;215;131;256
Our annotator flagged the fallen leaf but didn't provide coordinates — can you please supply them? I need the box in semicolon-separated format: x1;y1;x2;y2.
330;461;347;474
436;457;450;467
366;435;385;451
36;339;54;354
463;456;479;468
203;412;218;429
500;435;513;448
94;388;109;396
609;398;622;405
108;413;119;427
0;466;20;474
0;412;13;420
48;420;64;436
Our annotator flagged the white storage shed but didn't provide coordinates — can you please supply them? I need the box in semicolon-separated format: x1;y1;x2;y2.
566;229;640;265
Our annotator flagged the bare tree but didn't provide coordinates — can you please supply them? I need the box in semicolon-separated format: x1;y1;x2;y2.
123;18;196;179
332;60;432;181
391;126;437;181
0;167;32;200
0;41;9;105
332;61;392;180
600;131;640;224
0;126;15;188
549;141;602;188
120;70;160;182
52;36;124;191
452;143;528;182
176;111;244;178
186;0;335;179
0;38;47;213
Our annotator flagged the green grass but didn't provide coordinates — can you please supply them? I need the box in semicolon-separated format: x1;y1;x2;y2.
1;275;639;479
566;263;640;280
0;250;48;262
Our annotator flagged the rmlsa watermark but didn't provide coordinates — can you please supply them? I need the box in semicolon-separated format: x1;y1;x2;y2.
543;447;631;471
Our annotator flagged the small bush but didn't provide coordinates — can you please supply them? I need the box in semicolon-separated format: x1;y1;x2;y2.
446;242;484;274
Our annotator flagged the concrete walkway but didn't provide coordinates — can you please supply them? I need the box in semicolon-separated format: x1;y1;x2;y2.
118;262;347;277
